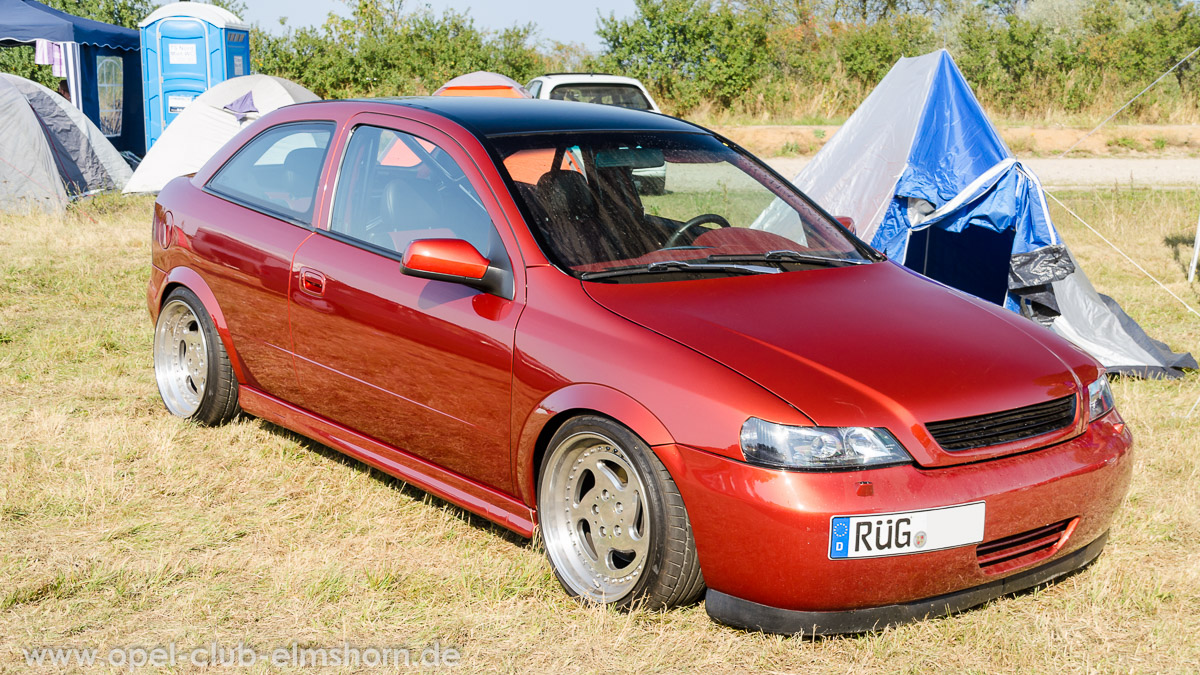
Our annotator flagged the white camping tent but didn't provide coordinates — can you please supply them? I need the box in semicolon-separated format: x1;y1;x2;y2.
0;73;131;213
124;74;318;194
756;49;1194;378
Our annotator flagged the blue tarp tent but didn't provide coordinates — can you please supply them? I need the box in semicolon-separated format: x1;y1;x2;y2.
0;0;144;154
755;49;1194;378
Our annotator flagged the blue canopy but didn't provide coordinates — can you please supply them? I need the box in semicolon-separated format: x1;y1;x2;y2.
0;0;138;49
0;0;143;153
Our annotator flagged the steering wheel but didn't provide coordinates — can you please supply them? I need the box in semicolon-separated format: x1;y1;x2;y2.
665;213;732;247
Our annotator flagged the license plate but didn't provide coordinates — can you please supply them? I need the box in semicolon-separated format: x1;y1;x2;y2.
829;502;986;559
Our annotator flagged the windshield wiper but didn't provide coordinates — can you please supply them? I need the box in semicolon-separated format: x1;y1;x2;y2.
705;249;871;267
579;260;777;281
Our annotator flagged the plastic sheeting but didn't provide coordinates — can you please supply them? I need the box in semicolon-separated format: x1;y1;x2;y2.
1008;244;1075;322
1051;251;1197;377
124;75;318;194
756;49;1194;378
751;56;933;243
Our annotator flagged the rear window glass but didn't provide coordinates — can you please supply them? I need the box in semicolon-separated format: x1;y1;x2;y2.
549;84;652;110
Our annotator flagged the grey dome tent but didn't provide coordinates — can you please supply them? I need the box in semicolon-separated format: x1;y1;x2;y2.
0;73;131;213
754;49;1194;378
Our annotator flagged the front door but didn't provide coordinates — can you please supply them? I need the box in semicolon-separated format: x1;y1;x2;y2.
288;117;523;493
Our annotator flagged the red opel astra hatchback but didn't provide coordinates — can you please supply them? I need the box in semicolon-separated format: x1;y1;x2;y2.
148;97;1132;635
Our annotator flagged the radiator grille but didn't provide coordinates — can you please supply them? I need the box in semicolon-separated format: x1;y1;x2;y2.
926;395;1077;451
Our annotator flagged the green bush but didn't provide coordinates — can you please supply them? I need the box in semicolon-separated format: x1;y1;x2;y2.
836;15;935;85
596;0;769;112
251;1;548;98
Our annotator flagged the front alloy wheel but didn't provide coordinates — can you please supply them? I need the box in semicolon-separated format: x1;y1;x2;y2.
538;416;704;609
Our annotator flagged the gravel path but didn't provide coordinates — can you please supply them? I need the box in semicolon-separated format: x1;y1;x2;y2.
763;157;1200;189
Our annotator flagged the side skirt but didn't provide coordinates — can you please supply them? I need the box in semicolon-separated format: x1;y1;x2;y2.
239;386;536;537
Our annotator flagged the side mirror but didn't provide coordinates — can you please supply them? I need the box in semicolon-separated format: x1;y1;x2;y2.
401;238;507;296
835;216;856;234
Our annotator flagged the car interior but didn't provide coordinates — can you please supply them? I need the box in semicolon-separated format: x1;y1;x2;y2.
329;127;496;258
515;165;670;268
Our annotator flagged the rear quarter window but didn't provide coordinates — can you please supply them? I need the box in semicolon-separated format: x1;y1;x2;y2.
206;122;334;225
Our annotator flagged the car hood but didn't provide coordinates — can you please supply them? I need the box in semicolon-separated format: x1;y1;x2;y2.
583;262;1091;468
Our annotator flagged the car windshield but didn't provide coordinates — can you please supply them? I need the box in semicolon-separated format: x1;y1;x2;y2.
489;131;874;282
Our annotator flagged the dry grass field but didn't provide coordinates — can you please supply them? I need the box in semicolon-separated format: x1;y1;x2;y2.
710;124;1200;160
1;188;1199;673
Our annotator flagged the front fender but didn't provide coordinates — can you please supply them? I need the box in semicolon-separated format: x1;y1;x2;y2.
150;265;246;384
513;384;673;508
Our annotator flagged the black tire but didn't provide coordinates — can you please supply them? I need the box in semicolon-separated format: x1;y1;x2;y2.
537;415;705;610
152;287;239;426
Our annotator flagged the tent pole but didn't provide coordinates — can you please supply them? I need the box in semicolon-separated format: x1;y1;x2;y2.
1189;207;1200;283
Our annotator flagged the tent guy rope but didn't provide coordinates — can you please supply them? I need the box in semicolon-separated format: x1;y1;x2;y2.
1047;43;1200;409
1059;43;1200;158
1043;191;1200;320
1043;190;1200;416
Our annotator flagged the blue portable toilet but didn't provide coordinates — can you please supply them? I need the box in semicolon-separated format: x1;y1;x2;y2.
140;2;250;150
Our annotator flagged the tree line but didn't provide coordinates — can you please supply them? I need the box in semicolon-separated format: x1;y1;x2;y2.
4;0;1200;123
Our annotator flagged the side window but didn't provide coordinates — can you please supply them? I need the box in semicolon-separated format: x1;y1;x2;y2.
526;80;542;98
329;125;500;258
207;122;333;225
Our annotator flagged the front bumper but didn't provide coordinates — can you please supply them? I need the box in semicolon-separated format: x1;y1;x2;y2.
652;413;1132;632
706;531;1107;635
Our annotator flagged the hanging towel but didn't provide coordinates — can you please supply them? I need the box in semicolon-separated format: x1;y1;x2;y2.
34;39;68;77
34;38;53;64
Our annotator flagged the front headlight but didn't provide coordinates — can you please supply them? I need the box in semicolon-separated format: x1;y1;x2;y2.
739;418;912;470
1087;373;1115;421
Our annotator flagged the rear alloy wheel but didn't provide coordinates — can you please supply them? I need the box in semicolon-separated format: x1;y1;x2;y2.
153;287;239;425
538;416;704;609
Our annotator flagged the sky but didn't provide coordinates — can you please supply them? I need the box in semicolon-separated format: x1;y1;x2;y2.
233;0;638;52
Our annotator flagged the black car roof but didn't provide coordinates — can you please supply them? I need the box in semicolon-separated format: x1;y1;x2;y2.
365;96;703;137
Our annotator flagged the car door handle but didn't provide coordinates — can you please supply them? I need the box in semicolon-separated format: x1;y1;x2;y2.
299;268;326;297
